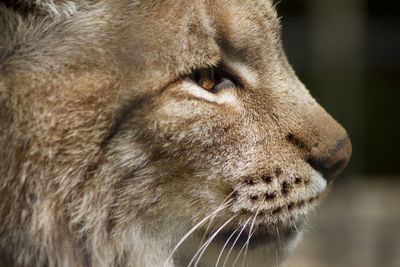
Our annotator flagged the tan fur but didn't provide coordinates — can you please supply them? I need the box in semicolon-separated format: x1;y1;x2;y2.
0;1;351;266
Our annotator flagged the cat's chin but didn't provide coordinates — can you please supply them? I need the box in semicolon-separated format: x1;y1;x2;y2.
214;223;301;250
175;225;302;267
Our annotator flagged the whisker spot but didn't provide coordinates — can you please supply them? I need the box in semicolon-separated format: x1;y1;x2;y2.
265;192;277;200
261;175;273;184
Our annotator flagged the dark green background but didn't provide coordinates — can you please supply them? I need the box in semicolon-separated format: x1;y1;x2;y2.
277;0;400;176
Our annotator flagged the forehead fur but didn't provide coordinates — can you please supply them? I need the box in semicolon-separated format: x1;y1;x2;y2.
0;0;280;90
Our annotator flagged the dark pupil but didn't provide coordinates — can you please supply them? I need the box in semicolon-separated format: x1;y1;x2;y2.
193;70;201;84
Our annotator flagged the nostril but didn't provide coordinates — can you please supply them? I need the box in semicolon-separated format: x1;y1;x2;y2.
307;136;352;182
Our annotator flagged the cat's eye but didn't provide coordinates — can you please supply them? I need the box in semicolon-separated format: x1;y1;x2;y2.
193;68;215;91
190;67;237;93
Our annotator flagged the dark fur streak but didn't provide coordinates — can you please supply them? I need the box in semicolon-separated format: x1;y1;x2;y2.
286;133;309;151
100;95;151;148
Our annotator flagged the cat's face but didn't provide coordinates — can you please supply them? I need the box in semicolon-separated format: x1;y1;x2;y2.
0;1;351;266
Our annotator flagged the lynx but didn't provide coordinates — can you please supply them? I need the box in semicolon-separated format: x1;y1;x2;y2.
0;1;351;266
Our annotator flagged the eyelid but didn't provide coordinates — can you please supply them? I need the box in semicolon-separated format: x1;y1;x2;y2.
182;61;245;94
180;80;241;107
221;60;259;87
215;63;244;89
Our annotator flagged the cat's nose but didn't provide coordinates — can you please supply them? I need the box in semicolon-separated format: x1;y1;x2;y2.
307;136;352;182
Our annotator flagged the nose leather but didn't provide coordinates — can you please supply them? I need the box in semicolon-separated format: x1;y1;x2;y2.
307;136;352;182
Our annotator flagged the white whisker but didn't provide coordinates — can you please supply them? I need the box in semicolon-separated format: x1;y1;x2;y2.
199;190;239;245
221;217;251;267
240;205;264;267
293;222;299;233
289;217;299;234
188;215;236;267
163;202;231;267
233;205;263;267
214;228;239;267
275;225;281;244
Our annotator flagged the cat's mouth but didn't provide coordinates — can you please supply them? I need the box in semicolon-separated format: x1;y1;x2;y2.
213;220;301;250
207;194;320;249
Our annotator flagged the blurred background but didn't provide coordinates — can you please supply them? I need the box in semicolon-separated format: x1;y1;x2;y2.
275;0;400;266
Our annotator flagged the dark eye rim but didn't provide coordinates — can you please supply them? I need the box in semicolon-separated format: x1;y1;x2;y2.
189;63;243;93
